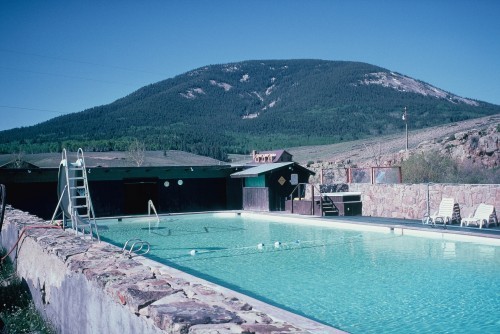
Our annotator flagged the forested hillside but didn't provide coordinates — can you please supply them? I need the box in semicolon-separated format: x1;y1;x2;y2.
1;59;499;160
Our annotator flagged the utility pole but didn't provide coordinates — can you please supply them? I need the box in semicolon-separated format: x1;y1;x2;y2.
402;107;408;151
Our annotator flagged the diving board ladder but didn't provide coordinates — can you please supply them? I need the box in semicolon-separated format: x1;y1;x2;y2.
51;148;100;241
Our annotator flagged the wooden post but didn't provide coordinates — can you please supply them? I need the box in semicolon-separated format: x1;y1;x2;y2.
311;184;315;215
320;192;323;216
403;107;409;151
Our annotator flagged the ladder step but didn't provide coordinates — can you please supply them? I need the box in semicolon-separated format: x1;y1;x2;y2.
73;195;87;199
70;186;86;190
69;167;84;171
73;205;88;209
68;177;84;180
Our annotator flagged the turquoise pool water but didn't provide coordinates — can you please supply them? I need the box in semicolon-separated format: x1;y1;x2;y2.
97;213;500;334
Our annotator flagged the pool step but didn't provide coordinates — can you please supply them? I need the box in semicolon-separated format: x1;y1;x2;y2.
317;197;339;216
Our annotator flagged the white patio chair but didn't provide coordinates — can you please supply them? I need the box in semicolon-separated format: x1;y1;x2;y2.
422;198;457;225
460;204;497;229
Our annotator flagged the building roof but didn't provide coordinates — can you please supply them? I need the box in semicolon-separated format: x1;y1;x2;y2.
230;162;314;178
252;149;292;163
0;150;226;169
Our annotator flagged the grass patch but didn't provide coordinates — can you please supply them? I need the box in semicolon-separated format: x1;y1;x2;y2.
0;249;55;334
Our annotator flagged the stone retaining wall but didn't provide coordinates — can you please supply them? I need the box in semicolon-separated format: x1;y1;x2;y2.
1;206;342;334
348;183;500;220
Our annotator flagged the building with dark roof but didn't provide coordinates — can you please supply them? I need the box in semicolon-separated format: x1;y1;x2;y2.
251;150;293;163
231;161;315;211
0;149;315;219
0;151;241;219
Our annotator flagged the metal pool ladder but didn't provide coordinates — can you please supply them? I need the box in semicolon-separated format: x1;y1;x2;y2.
51;148;100;241
123;238;150;257
69;149;99;240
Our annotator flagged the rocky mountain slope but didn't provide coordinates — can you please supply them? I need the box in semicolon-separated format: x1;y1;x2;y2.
288;114;499;169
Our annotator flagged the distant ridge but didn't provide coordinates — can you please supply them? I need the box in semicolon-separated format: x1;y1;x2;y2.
1;59;499;160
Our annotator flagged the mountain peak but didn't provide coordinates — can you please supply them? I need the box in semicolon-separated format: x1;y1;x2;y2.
358;71;478;106
1;59;498;160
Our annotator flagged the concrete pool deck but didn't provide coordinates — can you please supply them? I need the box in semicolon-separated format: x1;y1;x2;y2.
323;215;500;240
241;211;500;245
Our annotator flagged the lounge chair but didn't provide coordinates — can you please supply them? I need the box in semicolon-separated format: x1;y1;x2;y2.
460;204;497;229
423;197;458;225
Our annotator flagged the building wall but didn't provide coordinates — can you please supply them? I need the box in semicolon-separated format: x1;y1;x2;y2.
158;177;229;213
2;181;58;219
265;168;311;211
349;183;500;220
0;168;240;219
243;187;270;211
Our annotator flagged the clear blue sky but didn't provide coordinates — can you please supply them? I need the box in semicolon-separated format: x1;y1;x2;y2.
1;0;499;131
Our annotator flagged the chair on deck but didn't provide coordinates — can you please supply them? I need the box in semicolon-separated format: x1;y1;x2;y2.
423;197;458;225
460;204;497;229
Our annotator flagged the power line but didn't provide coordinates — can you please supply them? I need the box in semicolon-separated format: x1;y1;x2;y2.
0;105;66;115
0;66;137;86
0;48;167;77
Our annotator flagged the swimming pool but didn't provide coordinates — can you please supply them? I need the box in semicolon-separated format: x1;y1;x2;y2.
97;212;500;334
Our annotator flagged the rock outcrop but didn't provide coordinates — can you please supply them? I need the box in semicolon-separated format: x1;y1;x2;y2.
415;124;499;168
309;123;499;174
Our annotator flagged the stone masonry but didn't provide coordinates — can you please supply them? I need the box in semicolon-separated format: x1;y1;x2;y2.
349;183;500;221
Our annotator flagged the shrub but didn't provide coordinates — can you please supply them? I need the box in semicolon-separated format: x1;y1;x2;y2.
401;150;458;183
401;150;499;184
0;249;55;334
457;162;500;184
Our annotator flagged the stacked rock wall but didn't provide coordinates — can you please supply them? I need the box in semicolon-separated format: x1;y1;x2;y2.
349;183;500;220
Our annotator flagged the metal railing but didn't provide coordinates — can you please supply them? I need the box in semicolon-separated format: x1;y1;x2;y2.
148;199;160;231
51;148;99;241
123;238;150;257
287;183;323;215
0;184;6;233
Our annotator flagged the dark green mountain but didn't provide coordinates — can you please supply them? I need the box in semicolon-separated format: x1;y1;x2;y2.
1;59;499;160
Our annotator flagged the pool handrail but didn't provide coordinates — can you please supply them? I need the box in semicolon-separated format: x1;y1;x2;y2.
123;238;150;256
0;184;6;234
288;182;325;216
148;199;160;222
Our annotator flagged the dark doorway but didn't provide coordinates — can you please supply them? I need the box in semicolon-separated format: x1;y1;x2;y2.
124;179;158;215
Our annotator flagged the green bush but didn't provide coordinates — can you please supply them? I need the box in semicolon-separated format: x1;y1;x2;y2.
401;150;499;184
401;150;458;183
0;249;55;334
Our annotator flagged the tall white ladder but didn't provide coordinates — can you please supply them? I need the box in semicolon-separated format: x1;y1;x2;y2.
52;148;99;241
